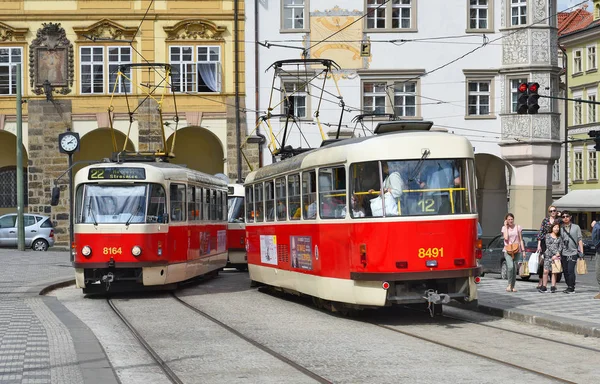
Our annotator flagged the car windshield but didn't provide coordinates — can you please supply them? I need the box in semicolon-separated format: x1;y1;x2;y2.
75;184;165;224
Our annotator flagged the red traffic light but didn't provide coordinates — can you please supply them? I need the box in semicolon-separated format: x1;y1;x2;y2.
518;83;528;93
528;82;539;93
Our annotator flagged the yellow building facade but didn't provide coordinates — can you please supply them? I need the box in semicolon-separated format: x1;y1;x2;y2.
0;1;256;247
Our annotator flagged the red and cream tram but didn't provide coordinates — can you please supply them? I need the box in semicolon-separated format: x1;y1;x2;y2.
72;161;228;293
244;121;482;313
227;183;247;270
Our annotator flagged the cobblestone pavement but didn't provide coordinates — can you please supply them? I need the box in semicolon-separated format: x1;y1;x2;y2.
0;249;117;384
475;275;600;337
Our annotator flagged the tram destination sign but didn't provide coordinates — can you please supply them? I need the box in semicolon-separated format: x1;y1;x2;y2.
88;167;146;180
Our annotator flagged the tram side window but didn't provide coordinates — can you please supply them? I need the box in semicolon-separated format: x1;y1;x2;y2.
254;183;264;222
209;189;216;220
170;184;186;222
319;167;346;219
222;191;227;221
275;177;287;221
147;184;167;223
188;186;197;221
265;180;275;222
288;174;301;220
216;191;223;220
195;187;202;220
302;170;316;220
245;186;254;222
203;188;210;220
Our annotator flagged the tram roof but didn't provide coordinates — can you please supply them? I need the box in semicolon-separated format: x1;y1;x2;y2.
74;161;228;188
245;130;473;183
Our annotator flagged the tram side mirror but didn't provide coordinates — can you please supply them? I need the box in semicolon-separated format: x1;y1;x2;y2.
50;186;60;206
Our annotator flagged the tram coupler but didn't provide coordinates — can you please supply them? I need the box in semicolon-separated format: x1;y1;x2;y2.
102;272;114;291
423;289;450;305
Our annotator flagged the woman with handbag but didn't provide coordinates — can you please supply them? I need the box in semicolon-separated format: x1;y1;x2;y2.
539;222;564;293
502;213;525;292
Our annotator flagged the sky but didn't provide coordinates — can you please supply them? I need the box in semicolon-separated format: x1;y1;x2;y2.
558;0;592;12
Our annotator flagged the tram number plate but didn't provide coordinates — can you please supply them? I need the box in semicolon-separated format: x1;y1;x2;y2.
418;247;443;258
103;247;122;255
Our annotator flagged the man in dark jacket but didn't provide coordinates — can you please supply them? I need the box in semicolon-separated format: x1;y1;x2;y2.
560;211;584;294
591;220;600;299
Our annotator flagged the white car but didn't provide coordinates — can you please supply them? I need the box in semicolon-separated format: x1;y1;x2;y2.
0;213;55;251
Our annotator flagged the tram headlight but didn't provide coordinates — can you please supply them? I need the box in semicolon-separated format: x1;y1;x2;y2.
81;246;92;258
131;245;142;257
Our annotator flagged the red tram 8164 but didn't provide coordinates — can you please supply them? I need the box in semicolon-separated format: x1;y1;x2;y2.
244;121;482;314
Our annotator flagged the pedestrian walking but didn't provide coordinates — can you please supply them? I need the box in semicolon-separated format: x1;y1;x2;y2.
502;213;525;292
536;205;560;289
560;211;584;294
539;222;563;293
591;220;600;299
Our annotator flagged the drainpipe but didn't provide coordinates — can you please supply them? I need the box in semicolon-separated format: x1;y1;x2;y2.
255;0;263;167
559;45;568;196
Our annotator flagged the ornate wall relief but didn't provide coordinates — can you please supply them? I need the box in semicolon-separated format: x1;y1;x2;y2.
531;30;550;65
164;19;226;41
502;30;529;65
29;23;74;95
0;22;28;42
73;19;138;42
533;0;548;23
531;72;550;111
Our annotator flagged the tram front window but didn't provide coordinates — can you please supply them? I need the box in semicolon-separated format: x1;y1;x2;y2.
350;159;475;217
76;184;158;224
228;196;244;223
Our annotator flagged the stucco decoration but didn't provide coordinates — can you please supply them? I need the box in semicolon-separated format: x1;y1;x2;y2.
502;30;528;65
531;72;550;111
531;30;550;64
164;20;226;41
532;115;551;138
500;77;506;114
549;32;558;67
502;114;530;140
533;0;548;23
73;19;138;42
502;114;559;141
0;22;28;42
29;23;74;95
500;1;505;27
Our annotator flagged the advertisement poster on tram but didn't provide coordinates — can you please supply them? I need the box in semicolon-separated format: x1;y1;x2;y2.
260;235;278;265
217;230;226;253
200;232;210;255
290;236;312;270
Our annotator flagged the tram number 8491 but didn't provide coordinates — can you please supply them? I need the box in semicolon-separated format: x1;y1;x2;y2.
418;247;444;258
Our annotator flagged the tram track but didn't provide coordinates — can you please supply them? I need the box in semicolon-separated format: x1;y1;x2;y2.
171;293;332;384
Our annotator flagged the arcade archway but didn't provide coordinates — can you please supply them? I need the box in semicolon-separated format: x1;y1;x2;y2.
0;131;29;215
72;128;135;176
166;127;225;175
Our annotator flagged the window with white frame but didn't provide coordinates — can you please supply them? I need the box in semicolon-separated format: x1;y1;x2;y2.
574;97;582;125
574;49;583;73
588;45;597;70
588;149;597;180
589;94;597;123
0;47;22;95
510;78;528;113
469;0;489;29
467;80;491;116
552;159;560;183
574;150;583;180
510;0;527;26
282;81;308;118
80;46;131;95
363;82;387;114
366;0;414;30
282;0;307;31
393;81;416;117
170;46;221;93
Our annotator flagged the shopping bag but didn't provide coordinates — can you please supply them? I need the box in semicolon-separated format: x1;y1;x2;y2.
551;259;563;274
519;261;530;277
369;192;399;217
576;258;588;275
528;252;539;273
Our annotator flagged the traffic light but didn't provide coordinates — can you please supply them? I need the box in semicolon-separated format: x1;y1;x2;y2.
516;83;528;114
590;130;600;151
596;137;600;152
527;82;540;114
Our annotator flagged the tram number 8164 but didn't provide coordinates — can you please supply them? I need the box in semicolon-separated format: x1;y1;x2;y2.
418;247;444;258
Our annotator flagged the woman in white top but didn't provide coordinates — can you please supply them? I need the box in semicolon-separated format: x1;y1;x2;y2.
502;213;525;292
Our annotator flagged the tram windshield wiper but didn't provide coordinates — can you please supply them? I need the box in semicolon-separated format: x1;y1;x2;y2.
408;149;431;182
87;201;98;227
126;204;144;227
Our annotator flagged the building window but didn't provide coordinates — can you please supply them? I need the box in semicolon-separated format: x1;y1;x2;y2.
510;0;527;26
574;151;583;180
574;50;583;73
588;45;597;70
393;81;416;117
589;94;597;123
588;150;597;180
80;46;131;95
363;82;388;115
366;0;414;30
0;166;27;208
0;47;22;95
282;0;307;31
282;81;308;118
467;80;490;116
469;0;489;29
574;98;582;125
510;78;528;113
170;46;221;93
552;159;560;182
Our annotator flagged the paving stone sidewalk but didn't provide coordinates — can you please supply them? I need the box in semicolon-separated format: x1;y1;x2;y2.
475;276;600;337
0;249;117;384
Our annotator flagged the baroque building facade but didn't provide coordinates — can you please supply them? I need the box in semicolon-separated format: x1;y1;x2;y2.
0;0;257;248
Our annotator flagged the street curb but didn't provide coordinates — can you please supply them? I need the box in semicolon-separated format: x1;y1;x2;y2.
475;303;600;338
39;279;76;296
